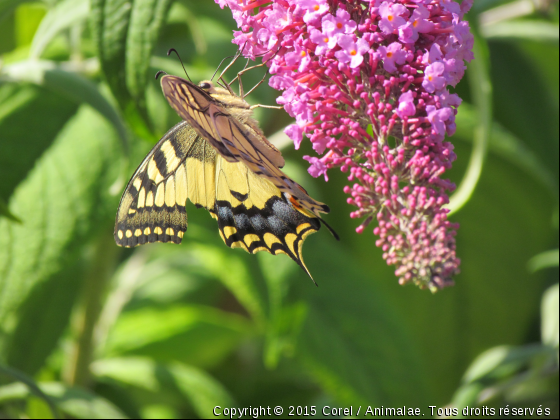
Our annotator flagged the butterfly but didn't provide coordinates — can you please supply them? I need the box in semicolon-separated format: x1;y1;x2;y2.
114;67;337;280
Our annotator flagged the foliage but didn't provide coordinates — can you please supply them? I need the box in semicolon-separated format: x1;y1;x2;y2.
0;0;558;418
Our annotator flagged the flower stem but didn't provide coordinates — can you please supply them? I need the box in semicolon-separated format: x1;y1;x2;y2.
64;230;120;388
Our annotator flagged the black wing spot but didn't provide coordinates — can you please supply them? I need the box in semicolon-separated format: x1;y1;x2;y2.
230;190;249;202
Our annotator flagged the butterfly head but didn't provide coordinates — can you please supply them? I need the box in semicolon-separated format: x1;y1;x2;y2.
197;79;251;111
197;80;220;94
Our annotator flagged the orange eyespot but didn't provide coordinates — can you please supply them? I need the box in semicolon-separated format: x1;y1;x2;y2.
336;22;343;29
313;5;320;11
300;50;307;57
350;49;357;56
388;15;394;22
289;195;302;209
387;52;393;58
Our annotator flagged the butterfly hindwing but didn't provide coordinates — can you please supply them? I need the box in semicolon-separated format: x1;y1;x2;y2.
212;156;320;276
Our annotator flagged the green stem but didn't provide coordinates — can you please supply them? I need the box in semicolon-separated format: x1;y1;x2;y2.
64;230;120;388
0;364;61;419
448;34;493;215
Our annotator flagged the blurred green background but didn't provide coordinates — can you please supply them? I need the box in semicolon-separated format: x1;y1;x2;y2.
0;0;558;418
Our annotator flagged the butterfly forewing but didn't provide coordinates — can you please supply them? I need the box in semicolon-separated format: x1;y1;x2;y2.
115;122;200;246
160;75;330;218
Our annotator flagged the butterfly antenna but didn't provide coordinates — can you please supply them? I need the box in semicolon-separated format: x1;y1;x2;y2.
167;48;192;82
155;70;168;80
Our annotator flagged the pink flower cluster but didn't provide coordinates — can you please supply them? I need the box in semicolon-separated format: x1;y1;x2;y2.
216;0;473;291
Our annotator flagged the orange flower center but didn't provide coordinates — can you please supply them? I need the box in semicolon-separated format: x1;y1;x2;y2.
350;49;357;56
300;51;307;57
387;52;393;58
336;22;343;29
313;5;319;11
324;37;329;43
413;20;419;28
388;15;394;22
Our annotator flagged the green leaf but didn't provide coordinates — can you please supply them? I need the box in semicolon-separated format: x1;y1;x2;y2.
0;0;29;20
103;304;253;367
481;20;560;43
0;382;128;419
461;344;548;384
488;37;559;182
5;259;84;376
541;284;559;349
125;0;173;103
92;357;236;418
1;60;128;144
190;241;268;326
30;0;90;59
258;252;308;369
169;361;236;417
448;383;485;418
90;0;134;105
167;1;207;55
290;240;428;406
0;197;21;223
0;364;60;419
91;0;173;134
0;105;123;356
13;2;45;47
0;82;78;202
528;250;560;273
455;104;558;197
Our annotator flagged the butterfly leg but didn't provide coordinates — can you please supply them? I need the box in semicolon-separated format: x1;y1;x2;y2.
249;104;283;110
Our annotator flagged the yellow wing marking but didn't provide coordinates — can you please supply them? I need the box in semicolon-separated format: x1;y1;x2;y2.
244;234;260;247
146;191;154;207
137;188;146;208
264;232;282;248
160;140;182;173
284;233;298;257
223;226;237;239
165;176;176;207
297;223;311;234
147;159;164;185
175;164;188;205
154;184;165;207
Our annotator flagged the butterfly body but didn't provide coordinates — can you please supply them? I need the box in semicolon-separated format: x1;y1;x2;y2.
115;73;335;279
